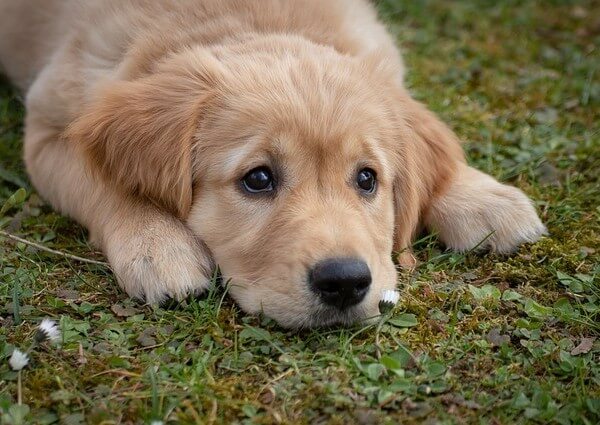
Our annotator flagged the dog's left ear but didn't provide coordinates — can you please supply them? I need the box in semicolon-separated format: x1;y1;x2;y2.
65;49;225;218
390;89;465;263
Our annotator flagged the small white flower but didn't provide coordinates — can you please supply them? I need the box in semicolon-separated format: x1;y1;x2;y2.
9;349;29;371
37;318;61;343
379;289;400;313
381;290;400;305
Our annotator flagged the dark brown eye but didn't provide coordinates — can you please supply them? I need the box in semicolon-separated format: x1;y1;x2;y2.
242;167;274;193
357;168;377;194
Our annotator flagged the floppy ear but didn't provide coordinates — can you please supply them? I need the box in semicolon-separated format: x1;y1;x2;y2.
65;50;223;218
390;90;465;263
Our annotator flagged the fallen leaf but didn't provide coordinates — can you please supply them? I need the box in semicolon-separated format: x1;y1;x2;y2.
137;334;157;347
401;398;418;411
92;342;113;354
536;162;561;186
572;6;587;18
137;327;158;347
259;388;275;404
571;337;595;356
57;289;80;300
440;394;481;410
111;304;139;317
533;107;558;124
354;409;378;425
486;328;510;347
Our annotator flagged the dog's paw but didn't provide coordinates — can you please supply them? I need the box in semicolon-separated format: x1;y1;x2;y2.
426;165;547;253
104;213;214;304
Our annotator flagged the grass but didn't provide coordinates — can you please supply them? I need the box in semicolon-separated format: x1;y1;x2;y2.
1;0;599;423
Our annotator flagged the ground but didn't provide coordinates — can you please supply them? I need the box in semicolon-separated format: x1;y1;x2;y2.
0;0;599;424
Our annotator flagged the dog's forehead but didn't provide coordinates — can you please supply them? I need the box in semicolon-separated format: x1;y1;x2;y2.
274;130;373;164
216;56;397;142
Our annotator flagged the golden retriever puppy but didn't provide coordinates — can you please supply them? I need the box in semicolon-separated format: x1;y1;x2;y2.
0;0;546;327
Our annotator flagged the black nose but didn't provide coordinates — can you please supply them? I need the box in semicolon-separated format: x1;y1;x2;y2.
309;258;371;309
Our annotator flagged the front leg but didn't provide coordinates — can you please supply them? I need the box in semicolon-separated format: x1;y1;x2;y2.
424;162;547;253
103;202;214;303
24;111;214;304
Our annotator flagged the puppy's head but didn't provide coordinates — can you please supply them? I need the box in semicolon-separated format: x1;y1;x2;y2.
68;42;460;327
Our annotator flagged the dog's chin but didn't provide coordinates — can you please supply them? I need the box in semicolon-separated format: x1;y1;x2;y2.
265;302;381;330
306;304;380;329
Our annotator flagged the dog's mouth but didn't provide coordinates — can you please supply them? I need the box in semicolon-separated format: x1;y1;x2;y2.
297;302;376;329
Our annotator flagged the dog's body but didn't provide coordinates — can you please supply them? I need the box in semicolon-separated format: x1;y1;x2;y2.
0;0;546;327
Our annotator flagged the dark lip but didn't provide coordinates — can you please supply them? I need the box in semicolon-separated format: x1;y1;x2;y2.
301;304;370;329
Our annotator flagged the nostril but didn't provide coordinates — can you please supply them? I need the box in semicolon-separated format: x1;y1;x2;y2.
319;282;338;294
355;279;370;291
309;257;371;309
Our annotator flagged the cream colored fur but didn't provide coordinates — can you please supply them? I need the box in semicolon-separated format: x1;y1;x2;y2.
0;0;546;328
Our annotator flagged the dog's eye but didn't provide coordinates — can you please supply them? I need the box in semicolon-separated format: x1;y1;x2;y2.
242;167;275;193
356;168;377;194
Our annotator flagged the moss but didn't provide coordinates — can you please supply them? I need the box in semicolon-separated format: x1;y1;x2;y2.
1;1;599;423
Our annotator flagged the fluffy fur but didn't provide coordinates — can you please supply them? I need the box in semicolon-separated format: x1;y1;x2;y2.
0;0;546;328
